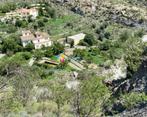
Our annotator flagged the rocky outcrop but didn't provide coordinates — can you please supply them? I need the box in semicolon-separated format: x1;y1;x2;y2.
103;59;147;116
111;59;147;95
102;59;127;92
54;0;97;15
104;59;127;82
105;4;147;29
119;102;147;117
104;102;147;117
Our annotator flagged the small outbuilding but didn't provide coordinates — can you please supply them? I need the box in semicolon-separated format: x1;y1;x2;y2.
67;33;86;46
142;35;147;42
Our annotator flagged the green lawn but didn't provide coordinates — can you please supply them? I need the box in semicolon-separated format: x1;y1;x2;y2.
0;12;5;16
45;14;88;39
91;55;107;65
47;15;75;26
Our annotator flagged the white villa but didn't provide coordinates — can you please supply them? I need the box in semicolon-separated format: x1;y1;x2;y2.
33;32;52;49
21;30;52;49
16;8;38;19
67;33;86;46
21;30;35;47
0;8;38;22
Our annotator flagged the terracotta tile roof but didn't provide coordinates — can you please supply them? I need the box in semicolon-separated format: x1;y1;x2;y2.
20;35;35;41
16;8;37;14
21;30;50;42
35;31;49;39
21;30;35;41
22;30;32;35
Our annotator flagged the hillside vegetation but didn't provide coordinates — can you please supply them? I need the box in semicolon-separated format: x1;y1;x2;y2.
0;0;147;117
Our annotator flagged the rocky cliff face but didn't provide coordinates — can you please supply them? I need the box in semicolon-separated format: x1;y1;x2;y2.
54;0;147;30
103;59;147;116
54;0;98;15
112;59;147;94
119;102;147;117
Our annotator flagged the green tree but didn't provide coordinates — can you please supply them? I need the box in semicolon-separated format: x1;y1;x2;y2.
6;24;17;33
12;69;35;106
45;7;57;19
99;40;111;51
56;60;68;69
73;49;86;59
71;75;110;117
1;38;19;54
28;15;33;23
0;2;16;13
52;42;64;55
37;19;45;27
44;47;54;57
84;34;96;46
98;33;105;41
21;52;32;60
123;36;145;76
79;40;89;46
0;55;40;114
135;29;145;38
119;30;130;42
15;20;28;28
70;40;74;48
38;7;44;16
1;33;23;54
17;2;29;8
104;32;111;39
96;28;101;34
9;33;21;45
49;80;71;117
25;43;35;51
34;50;44;60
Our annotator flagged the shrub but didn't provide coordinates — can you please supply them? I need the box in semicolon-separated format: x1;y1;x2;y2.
1;37;22;54
84;33;96;46
0;2;16;13
45;7;57;19
6;25;17;33
38;7;44;16
104;32;111;39
15;20;28;28
52;42;64;55
44;48;54;57
99;40;111;51
43;17;48;22
121;92;147;109
37;19;45;27
135;29;145;38
96;28;101;34
56;60;68;69
34;50;44;60
25;43;35;51
98;33;104;41
79;40;89;46
119;30;130;42
21;52;32;60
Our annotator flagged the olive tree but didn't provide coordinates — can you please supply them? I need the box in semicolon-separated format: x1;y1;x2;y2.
70;74;110;117
123;36;145;76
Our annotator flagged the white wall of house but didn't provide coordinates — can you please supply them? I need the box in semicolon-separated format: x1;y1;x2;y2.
142;35;147;42
30;10;38;19
33;40;52;49
21;30;52;49
22;40;32;47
